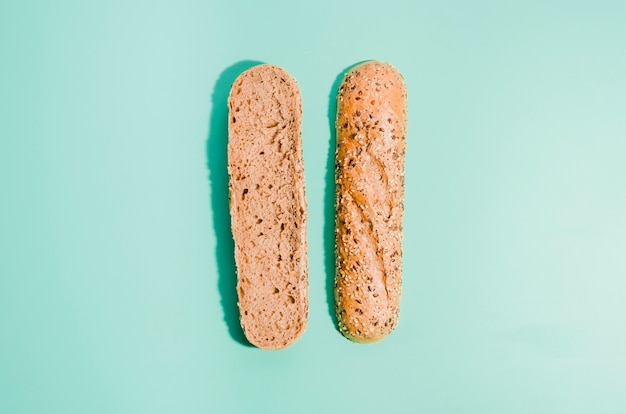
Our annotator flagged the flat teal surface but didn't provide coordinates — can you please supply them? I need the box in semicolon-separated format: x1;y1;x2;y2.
1;1;625;413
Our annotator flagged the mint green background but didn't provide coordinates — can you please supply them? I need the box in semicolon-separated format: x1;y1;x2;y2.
1;1;625;413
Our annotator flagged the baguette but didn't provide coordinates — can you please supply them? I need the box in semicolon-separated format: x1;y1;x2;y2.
227;64;308;350
334;61;407;343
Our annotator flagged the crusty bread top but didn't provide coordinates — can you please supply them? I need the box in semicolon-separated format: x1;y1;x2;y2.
227;64;308;350
335;61;407;343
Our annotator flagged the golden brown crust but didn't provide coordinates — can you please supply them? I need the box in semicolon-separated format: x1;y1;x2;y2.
334;61;407;343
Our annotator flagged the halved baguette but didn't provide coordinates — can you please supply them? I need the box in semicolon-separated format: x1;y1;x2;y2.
334;61;407;343
227;64;308;350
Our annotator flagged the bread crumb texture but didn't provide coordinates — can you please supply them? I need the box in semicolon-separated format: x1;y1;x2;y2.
334;61;407;343
228;64;308;350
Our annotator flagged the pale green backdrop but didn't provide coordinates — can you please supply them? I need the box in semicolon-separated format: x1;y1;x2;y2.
1;1;625;413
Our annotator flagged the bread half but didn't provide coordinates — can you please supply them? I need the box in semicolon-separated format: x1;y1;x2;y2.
334;61;407;343
227;64;308;349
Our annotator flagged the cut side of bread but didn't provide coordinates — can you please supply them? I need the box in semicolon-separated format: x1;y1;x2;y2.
227;64;308;350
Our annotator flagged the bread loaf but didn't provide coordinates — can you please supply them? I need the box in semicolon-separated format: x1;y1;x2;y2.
334;61;407;343
228;64;308;349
